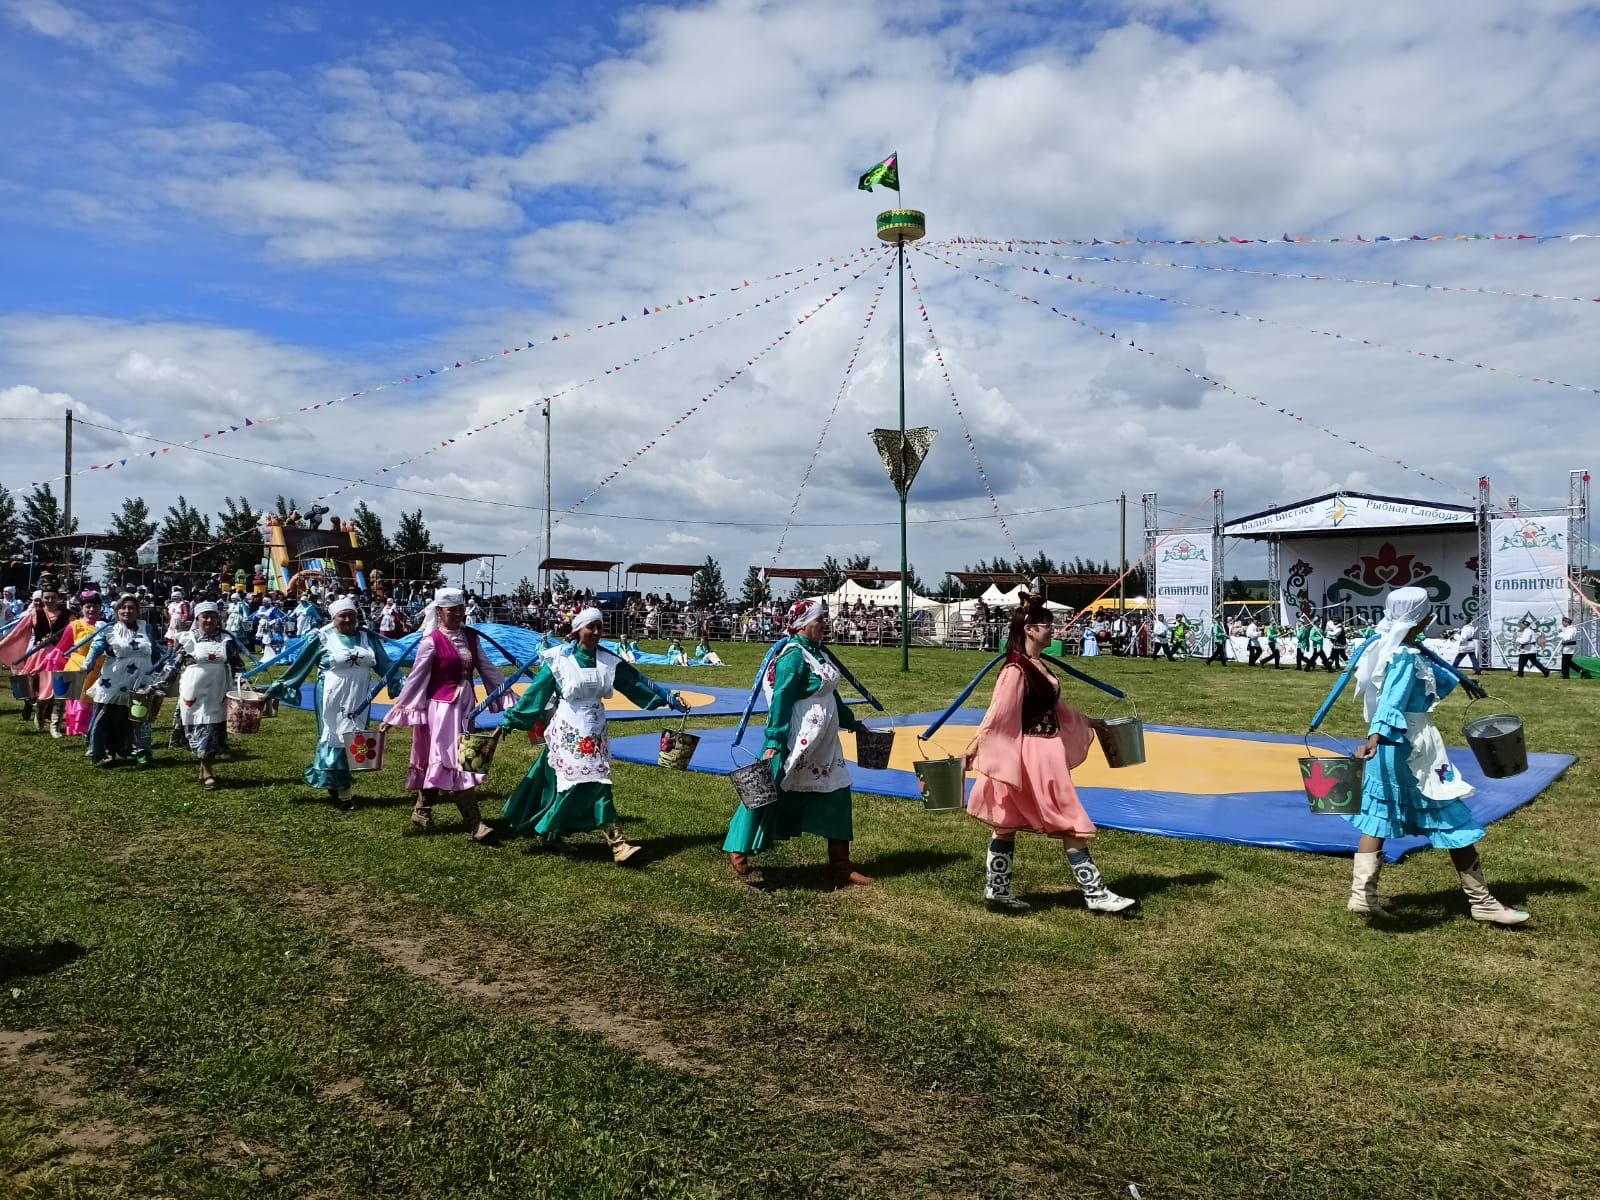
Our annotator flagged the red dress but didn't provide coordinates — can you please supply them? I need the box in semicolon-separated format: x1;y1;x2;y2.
966;657;1096;839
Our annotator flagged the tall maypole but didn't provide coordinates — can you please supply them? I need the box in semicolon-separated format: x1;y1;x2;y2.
859;151;932;672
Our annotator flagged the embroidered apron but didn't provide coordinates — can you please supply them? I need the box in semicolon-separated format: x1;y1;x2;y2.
318;631;378;749
547;651;616;790
87;622;159;705
178;634;232;726
764;644;850;793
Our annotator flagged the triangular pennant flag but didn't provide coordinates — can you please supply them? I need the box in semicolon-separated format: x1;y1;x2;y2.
869;427;938;496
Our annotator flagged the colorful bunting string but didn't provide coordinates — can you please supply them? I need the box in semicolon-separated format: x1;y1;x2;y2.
935;239;1600;306
901;256;1021;557
311;248;886;505
941;231;1600;249
27;244;879;489
913;245;1472;500
553;250;893;529
769;255;896;567
941;246;1600;398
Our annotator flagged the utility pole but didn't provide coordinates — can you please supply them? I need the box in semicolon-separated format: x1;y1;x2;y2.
543;404;553;594
63;408;73;532
1118;491;1127;613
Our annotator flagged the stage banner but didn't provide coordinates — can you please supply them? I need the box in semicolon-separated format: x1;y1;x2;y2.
1278;532;1480;629
1488;516;1569;669
1153;532;1214;627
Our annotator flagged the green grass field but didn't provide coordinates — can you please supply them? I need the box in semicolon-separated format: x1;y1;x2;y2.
2;644;1595;1199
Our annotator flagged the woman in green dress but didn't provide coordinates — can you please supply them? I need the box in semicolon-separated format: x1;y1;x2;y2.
722;599;877;888
498;606;689;863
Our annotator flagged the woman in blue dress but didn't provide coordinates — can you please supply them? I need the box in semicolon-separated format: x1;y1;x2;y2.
1081;621;1099;657
1344;587;1527;924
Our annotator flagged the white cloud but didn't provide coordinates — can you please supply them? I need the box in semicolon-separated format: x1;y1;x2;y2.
3;0;201;83
2;0;1599;587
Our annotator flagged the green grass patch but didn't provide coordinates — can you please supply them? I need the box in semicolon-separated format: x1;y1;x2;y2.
2;645;1596;1198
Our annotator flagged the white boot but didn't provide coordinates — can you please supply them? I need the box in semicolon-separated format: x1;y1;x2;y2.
1347;851;1390;917
984;840;1030;913
1457;859;1529;925
1066;848;1135;914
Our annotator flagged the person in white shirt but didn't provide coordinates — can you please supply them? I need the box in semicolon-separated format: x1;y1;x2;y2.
1324;618;1348;670
1557;616;1581;679
1515;619;1549;677
164;587;192;649
1245;620;1263;667
1452;620;1481;674
1150;615;1175;662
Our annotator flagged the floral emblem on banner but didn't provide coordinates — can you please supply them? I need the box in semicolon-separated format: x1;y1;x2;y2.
1161;538;1207;563
1501;611;1557;662
1497;521;1564;551
1327;542;1451;603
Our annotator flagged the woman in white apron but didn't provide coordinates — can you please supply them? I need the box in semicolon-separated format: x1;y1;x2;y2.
1340;587;1527;924
722;599;877;888
83;594;164;767
169;601;250;790
498;607;688;863
265;596;391;806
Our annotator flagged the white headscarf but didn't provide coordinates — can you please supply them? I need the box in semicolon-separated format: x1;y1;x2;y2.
193;601;221;618
570;606;602;634
1353;587;1433;720
419;587;466;634
170;587;185;599
329;596;360;618
787;599;824;633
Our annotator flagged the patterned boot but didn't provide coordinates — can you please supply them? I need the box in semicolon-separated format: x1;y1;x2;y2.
984;837;1030;913
1456;855;1530;925
1066;847;1136;913
410;790;434;832
604;825;642;865
456;792;493;843
1347;851;1390;917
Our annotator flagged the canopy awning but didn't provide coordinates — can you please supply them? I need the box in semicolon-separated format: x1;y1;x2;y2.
758;567;824;579
29;532;138;553
537;557;619;573
948;571;1117;586
433;551;503;566
624;562;701;577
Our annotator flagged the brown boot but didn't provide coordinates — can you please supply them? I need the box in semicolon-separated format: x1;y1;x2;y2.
728;852;754;881
827;839;873;889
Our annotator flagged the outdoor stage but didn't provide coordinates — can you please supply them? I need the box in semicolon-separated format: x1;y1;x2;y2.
612;711;1573;862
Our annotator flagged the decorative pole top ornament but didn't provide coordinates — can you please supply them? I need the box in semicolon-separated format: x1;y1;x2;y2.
877;209;926;243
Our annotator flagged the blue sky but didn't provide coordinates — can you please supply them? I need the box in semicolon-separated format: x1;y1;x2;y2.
3;0;1599;584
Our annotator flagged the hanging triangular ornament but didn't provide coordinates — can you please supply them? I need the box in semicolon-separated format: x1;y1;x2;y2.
869;427;937;496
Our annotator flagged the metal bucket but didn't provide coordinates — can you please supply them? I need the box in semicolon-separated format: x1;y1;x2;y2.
854;727;896;771
53;671;88;700
1462;713;1527;779
914;755;965;812
1298;753;1364;815
226;689;267;735
658;718;700;770
1090;700;1145;768
458;730;500;775
343;728;387;773
129;689;164;723
730;751;780;811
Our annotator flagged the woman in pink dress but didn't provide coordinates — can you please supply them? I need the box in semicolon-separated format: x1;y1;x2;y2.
382;587;508;842
964;593;1135;915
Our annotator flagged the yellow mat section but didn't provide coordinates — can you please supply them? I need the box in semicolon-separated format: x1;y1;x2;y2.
840;725;1336;796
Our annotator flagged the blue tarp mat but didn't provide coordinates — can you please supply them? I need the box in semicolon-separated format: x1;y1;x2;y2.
610;711;1573;862
280;680;771;728
248;623;729;677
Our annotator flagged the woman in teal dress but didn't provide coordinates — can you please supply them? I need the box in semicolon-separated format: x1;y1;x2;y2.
498;606;688;863
264;596;391;805
1340;587;1527;924
723;599;876;889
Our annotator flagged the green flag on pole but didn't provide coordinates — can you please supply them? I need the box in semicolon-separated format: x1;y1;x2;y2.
857;152;899;192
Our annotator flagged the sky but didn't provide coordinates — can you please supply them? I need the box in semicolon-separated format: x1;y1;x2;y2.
2;0;1599;592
